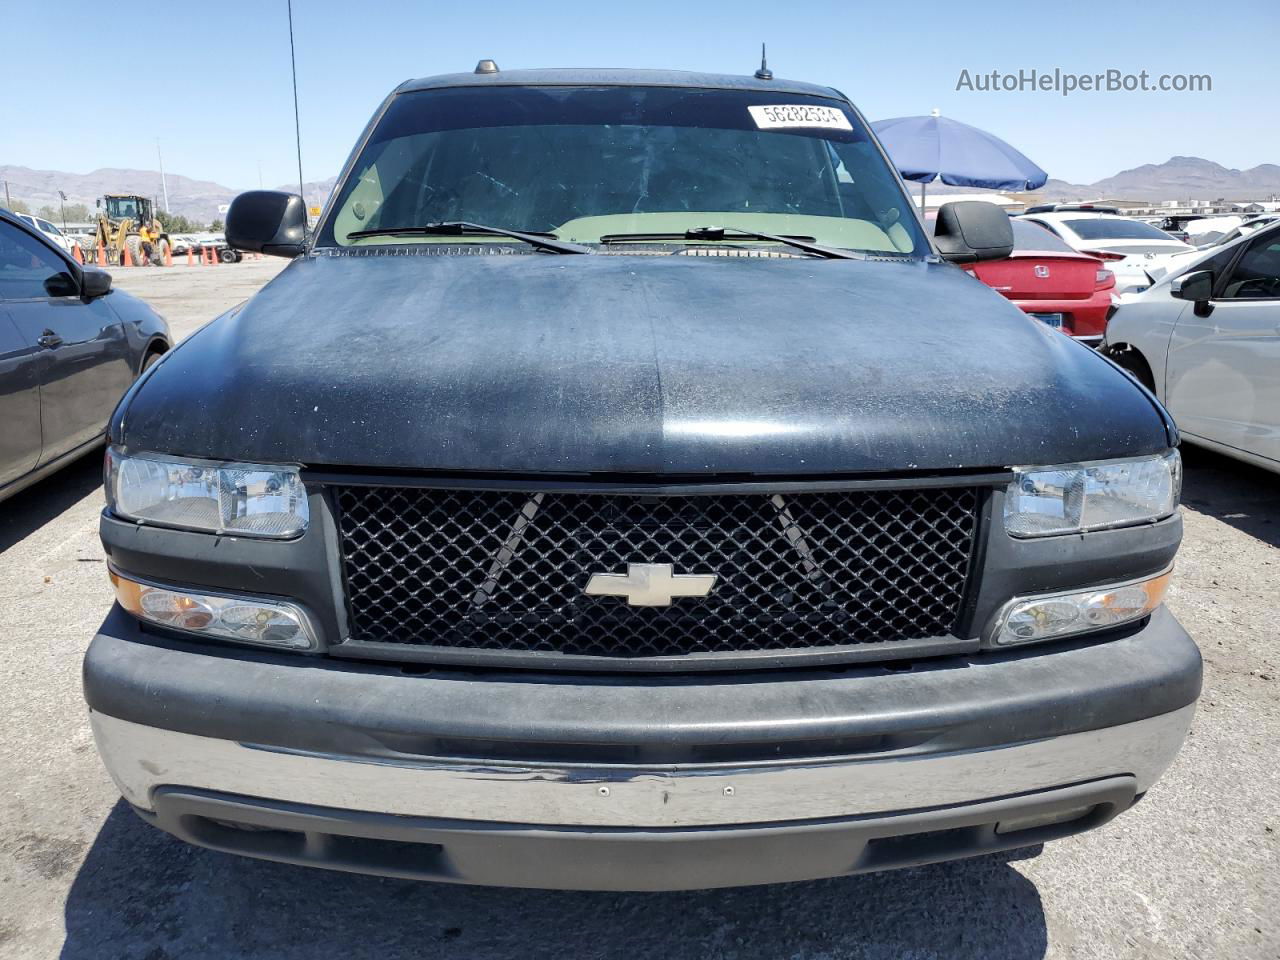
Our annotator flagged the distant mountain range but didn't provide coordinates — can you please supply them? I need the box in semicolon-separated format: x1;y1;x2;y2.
0;165;337;223
1030;156;1280;201
3;156;1278;222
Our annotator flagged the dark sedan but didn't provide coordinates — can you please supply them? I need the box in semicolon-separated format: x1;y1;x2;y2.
1;208;171;502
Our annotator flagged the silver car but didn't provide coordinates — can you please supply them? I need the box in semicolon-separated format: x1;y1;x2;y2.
1104;219;1280;473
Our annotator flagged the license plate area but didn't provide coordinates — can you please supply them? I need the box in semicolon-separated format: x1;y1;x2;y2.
1029;312;1064;329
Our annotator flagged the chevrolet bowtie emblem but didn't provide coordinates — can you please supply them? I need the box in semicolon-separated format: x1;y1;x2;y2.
584;563;717;607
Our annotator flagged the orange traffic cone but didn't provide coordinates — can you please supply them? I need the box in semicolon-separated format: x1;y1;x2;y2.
96;245;106;267
72;244;84;264
122;244;134;267
164;244;173;267
187;246;194;266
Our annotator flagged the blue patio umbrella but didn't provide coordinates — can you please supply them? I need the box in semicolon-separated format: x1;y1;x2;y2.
871;110;1048;209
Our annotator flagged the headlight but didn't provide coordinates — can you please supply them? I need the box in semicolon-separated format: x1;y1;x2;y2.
110;570;317;650
106;447;308;538
1003;450;1180;538
990;569;1171;647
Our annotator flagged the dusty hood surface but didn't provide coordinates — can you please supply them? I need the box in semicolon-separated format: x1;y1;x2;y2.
117;251;1170;475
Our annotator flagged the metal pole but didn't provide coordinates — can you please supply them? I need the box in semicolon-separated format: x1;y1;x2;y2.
921;181;927;213
288;0;306;207
3;180;10;209
156;140;170;214
58;190;67;230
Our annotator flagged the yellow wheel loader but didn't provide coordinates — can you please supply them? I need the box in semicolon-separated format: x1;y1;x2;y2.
94;195;170;266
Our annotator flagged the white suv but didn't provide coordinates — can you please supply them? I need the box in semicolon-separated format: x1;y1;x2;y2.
15;213;74;253
1020;209;1194;295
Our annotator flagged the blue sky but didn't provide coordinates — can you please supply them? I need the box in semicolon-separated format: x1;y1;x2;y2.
2;0;1275;189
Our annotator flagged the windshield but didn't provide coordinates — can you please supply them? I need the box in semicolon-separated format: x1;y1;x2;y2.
105;197;140;220
1064;218;1183;242
319;85;927;256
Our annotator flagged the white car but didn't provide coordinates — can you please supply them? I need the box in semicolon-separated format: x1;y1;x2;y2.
1182;215;1245;245
1103;219;1280;473
1020;210;1195;296
15;213;74;253
1141;215;1280;288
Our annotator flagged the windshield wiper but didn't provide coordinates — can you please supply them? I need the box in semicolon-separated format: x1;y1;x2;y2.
345;221;591;255
597;226;864;260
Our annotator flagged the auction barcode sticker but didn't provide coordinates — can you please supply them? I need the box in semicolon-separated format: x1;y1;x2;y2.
748;104;853;131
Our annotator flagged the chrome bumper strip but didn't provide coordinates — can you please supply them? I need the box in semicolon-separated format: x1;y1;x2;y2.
91;705;1193;829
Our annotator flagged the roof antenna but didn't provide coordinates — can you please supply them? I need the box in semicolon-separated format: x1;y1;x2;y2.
287;0;306;211
754;43;772;81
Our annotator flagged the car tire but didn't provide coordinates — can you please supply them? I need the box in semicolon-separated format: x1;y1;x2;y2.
125;234;142;266
218;248;236;264
139;348;165;377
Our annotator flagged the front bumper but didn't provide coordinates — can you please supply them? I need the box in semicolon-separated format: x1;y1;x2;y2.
85;605;1200;889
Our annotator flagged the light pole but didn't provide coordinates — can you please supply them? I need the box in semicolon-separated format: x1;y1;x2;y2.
156;139;171;214
58;190;68;230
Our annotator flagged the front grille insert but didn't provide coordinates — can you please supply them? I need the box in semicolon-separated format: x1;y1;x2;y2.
334;486;981;660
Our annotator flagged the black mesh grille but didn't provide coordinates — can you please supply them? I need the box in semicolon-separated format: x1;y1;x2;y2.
334;486;980;660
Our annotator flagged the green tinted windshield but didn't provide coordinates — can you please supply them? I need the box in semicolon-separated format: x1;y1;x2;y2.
319;85;926;255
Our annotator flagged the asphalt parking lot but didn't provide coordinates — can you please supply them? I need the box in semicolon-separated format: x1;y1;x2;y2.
0;262;1276;959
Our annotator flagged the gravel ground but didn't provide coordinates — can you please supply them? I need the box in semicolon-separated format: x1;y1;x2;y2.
0;262;1276;959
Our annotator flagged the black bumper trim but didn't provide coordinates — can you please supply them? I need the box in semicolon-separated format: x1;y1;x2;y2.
83;605;1201;767
141;778;1138;890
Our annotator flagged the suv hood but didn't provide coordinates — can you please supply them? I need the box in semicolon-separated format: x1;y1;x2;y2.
118;252;1170;475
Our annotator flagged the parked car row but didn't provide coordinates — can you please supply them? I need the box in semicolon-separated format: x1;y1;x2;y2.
1141;213;1280;284
946;199;1278;474
1017;207;1195;295
172;233;243;262
0;218;249;265
168;234;197;256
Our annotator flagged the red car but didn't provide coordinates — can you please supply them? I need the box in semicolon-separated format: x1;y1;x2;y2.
966;219;1115;345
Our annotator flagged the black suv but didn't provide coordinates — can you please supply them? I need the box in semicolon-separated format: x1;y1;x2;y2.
84;66;1199;891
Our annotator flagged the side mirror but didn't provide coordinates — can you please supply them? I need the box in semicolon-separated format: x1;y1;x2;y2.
81;268;112;299
934;201;1015;263
44;271;79;298
1170;269;1214;317
226;190;307;258
1170;269;1213;302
